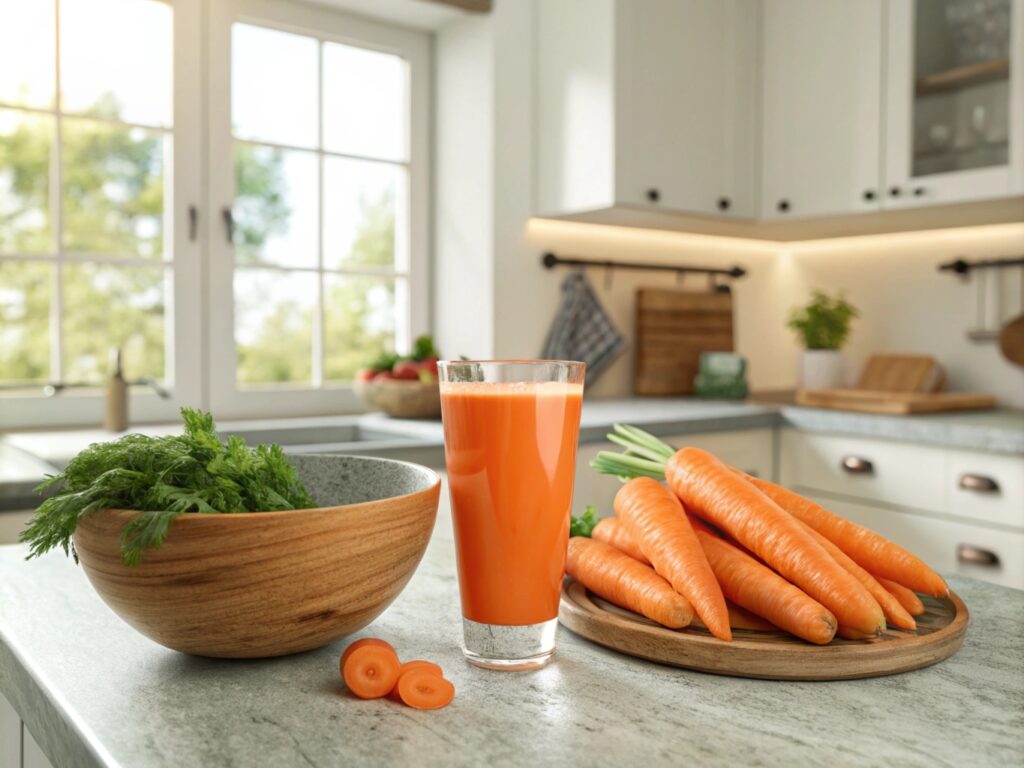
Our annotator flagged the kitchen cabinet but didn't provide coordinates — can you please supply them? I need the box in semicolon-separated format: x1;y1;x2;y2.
0;692;54;768
883;0;1024;207
535;0;757;220
572;428;775;517
759;0;885;219
781;429;1024;589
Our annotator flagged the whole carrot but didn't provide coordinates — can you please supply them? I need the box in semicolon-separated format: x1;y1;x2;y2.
614;478;731;641
743;474;948;597
666;448;885;635
566;537;694;629
592;517;650;565
796;520;916;631
877;577;927;617
689;518;837;645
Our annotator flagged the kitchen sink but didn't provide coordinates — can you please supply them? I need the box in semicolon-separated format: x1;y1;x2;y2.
219;423;419;449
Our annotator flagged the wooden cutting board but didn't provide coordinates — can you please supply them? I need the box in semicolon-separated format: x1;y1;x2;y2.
856;354;944;392
634;289;733;396
796;389;996;414
559;579;968;681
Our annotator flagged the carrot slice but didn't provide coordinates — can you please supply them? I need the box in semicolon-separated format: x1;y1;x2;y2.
397;669;455;710
689;516;837;645
592;517;650;565
614;477;731;640
796;520;916;631
343;644;401;700
340;637;395;671
666;448;885;634
877;577;927;616
741;473;948;597
387;660;444;701
566;536;694;629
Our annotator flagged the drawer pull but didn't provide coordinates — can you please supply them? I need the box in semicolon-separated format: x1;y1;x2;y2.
958;474;1000;493
840;456;874;475
957;544;1000;567
743;469;760;478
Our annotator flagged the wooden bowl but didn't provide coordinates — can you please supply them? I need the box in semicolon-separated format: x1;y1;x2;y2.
353;378;442;419
72;454;440;658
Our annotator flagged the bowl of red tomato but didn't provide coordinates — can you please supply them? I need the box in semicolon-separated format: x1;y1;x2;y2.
353;335;442;419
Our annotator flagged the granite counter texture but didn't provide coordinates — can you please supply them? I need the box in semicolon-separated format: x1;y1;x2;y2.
2;487;1023;768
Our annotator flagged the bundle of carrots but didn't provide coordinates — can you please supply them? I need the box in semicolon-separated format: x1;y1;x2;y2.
567;424;947;645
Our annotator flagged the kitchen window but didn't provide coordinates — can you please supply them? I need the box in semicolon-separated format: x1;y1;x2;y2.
0;0;429;426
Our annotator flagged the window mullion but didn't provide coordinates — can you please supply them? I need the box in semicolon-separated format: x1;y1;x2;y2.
311;40;326;389
49;0;64;384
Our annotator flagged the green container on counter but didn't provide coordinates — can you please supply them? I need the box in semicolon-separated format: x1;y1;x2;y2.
693;352;748;400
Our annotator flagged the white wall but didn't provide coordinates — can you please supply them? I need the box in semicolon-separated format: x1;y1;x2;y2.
433;14;495;360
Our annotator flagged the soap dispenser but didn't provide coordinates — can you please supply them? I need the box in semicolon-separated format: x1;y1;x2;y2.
104;347;128;432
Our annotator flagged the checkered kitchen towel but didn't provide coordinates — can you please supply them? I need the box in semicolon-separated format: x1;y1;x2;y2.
541;271;624;384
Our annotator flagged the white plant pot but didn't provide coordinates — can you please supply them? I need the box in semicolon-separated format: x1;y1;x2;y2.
799;349;843;390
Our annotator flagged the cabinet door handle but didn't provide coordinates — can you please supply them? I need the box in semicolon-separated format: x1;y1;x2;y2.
862;189;876;201
777;199;790;213
646;188;660;203
957;544;1000;567
913;186;926;197
717;196;731;211
840;455;874;474
743;469;760;478
959;473;1000;493
889;186;901;197
222;207;235;243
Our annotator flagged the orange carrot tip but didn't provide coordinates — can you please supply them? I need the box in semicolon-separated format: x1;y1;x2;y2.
343;644;401;700
397;669;455;710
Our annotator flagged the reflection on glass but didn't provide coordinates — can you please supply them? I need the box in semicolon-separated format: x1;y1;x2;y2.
0;1;55;109
62;118;166;258
60;0;172;127
62;262;165;383
234;268;316;385
324;274;397;381
0;261;52;384
912;0;1011;177
323;42;407;161
232;24;318;148
323;157;404;270
234;144;318;268
0;110;54;254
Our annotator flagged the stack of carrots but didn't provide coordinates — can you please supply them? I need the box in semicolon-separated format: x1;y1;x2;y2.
567;424;947;645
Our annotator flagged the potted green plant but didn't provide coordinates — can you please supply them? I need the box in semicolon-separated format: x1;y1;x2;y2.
787;290;858;390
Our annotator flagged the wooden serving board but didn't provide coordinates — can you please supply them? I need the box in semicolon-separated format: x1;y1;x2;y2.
796;388;996;414
634;288;733;396
559;579;968;681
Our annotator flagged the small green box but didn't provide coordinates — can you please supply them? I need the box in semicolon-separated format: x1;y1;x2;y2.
693;352;748;400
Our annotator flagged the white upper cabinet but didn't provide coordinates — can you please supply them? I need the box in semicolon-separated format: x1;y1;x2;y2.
884;0;1024;207
535;0;757;219
759;0;885;220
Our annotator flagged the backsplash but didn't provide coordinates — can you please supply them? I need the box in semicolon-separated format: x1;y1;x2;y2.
516;220;1024;407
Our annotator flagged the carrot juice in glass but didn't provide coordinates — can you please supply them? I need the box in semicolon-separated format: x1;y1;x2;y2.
438;360;585;669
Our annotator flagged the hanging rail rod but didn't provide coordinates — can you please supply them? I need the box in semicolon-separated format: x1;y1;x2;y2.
541;252;746;278
938;255;1024;275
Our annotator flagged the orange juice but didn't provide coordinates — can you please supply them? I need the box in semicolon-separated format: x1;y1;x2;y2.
440;380;584;626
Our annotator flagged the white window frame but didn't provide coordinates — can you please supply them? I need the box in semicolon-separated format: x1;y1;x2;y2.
205;0;431;419
0;0;204;430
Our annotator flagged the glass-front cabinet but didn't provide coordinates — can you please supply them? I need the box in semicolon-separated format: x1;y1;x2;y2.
885;0;1023;207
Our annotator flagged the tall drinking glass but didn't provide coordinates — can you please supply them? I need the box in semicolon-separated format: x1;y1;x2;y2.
438;360;585;670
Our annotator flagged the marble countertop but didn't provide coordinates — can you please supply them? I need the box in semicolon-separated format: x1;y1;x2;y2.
2;485;1022;768
3;399;1021;509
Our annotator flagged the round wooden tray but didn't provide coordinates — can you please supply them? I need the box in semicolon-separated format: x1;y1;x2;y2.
559;579;969;680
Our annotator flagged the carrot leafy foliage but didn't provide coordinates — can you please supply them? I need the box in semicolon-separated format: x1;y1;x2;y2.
20;408;316;566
